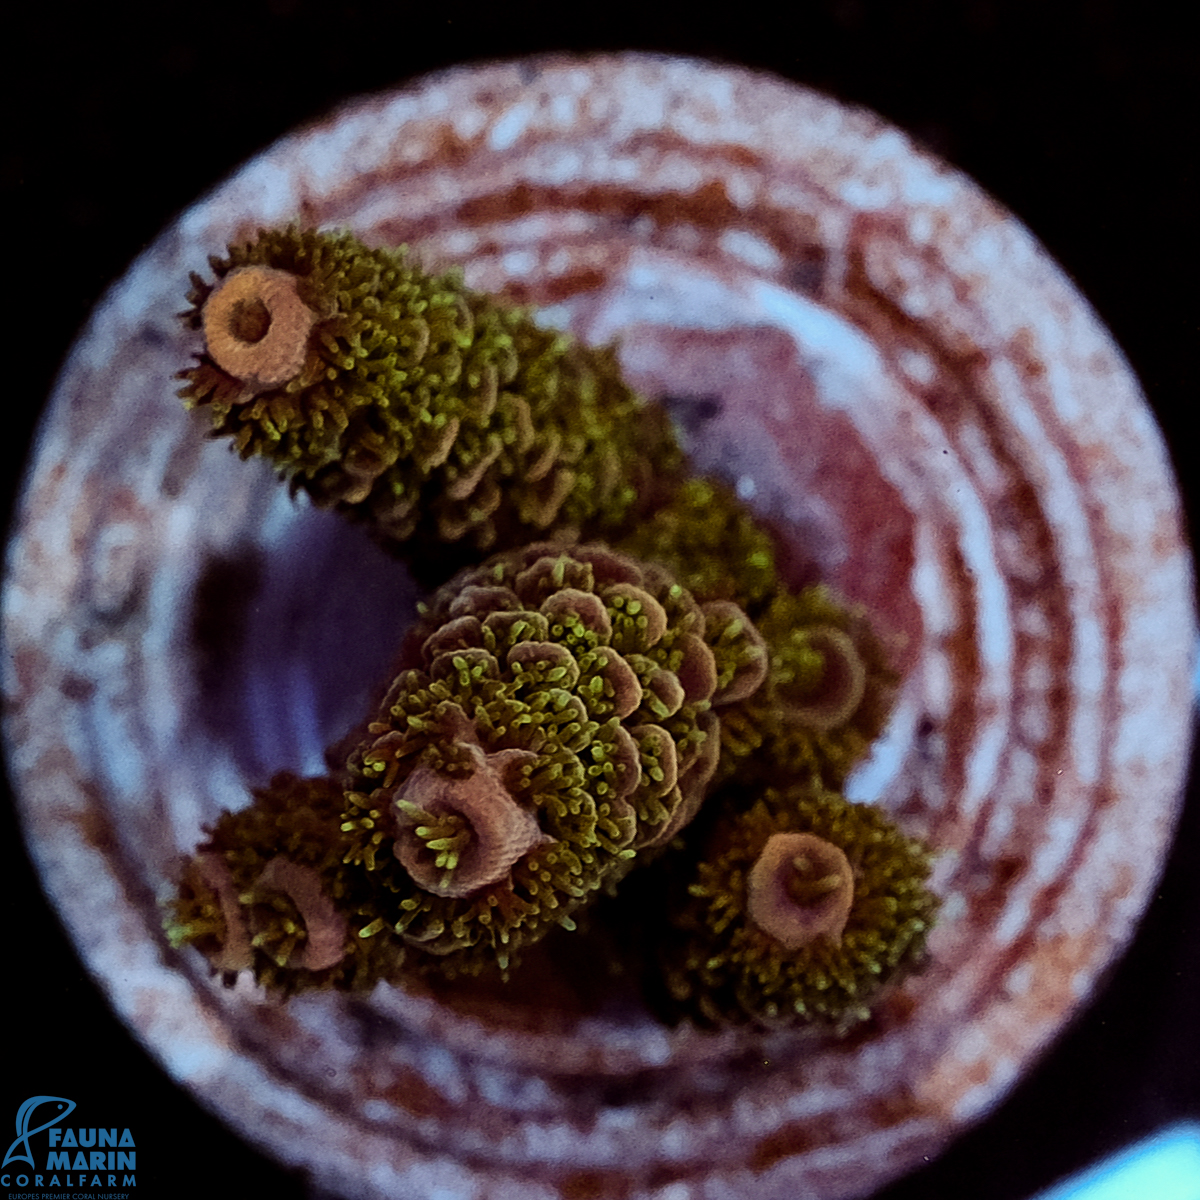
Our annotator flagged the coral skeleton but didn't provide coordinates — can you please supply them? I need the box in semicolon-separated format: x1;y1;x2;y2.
170;224;938;1030
202;265;318;389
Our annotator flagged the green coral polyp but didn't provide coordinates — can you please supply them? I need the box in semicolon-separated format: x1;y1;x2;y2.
663;784;937;1030
615;477;780;608
179;226;680;553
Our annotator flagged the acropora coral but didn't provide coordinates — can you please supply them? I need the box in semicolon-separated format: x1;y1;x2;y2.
170;224;938;1032
714;585;896;789
614;477;780;609
167;773;387;995
660;783;938;1030
338;542;763;977
179;227;681;556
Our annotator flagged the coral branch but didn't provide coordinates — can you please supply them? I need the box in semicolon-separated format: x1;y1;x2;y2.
338;543;742;977
663;783;937;1030
714;586;896;789
179;227;683;555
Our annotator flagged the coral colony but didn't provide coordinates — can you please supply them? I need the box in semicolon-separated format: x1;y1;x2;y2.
168;227;937;1031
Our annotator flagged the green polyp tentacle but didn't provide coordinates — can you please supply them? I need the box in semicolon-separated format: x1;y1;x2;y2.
785;856;847;906
396;800;473;875
247;890;308;969
614;477;779;608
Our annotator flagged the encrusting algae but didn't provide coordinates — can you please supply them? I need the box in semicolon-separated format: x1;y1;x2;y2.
168;223;938;1030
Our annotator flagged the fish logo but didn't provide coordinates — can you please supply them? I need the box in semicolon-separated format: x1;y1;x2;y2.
2;1096;76;1169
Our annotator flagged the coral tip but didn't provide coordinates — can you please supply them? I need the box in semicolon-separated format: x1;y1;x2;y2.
393;746;544;899
202;265;316;390
747;831;855;949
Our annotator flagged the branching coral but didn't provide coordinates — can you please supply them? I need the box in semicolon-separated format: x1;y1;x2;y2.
661;782;937;1030
714;585;896;790
169;223;937;1030
179;227;681;555
338;543;765;978
615;477;779;609
613;479;892;792
167;773;393;994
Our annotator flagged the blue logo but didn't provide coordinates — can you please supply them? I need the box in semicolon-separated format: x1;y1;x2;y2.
1;1096;137;1190
2;1096;76;1170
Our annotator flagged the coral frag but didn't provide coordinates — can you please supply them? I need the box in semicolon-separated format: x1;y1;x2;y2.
169;226;938;1031
179;227;680;555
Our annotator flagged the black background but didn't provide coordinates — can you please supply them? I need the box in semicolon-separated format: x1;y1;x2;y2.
2;2;1195;1198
